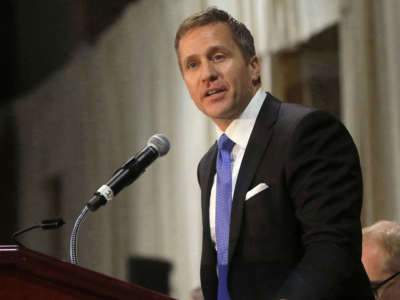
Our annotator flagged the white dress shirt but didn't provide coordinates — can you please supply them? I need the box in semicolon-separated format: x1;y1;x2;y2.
209;88;266;245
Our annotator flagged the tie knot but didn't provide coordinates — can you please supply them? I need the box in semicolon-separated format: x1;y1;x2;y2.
218;134;235;153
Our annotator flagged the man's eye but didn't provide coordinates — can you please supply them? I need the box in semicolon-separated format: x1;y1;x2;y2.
187;62;197;69
214;54;225;61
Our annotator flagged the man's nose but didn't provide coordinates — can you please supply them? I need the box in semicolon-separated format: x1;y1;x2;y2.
201;61;218;82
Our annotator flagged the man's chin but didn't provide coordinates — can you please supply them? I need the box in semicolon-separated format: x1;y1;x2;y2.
203;103;233;118
204;110;231;120
204;112;236;129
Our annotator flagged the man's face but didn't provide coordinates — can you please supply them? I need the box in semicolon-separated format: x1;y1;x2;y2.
178;23;260;131
362;239;389;282
362;239;400;299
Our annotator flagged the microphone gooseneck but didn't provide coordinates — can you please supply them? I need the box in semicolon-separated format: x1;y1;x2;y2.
70;133;170;265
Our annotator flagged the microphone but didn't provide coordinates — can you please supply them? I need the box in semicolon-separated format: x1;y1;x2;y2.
11;217;66;247
87;133;170;211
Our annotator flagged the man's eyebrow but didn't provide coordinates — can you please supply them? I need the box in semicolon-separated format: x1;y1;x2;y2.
182;54;198;66
181;45;232;67
207;45;231;55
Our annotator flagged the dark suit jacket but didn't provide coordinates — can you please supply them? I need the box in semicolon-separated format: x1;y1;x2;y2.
197;94;374;300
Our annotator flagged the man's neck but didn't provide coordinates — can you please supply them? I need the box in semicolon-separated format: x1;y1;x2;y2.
215;119;234;132
214;87;261;132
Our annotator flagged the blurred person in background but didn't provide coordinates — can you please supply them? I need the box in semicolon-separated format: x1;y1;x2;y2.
362;220;400;299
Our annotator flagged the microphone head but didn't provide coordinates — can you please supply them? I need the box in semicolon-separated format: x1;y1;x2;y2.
147;134;170;156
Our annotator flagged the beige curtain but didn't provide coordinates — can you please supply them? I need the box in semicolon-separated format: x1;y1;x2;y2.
340;0;400;224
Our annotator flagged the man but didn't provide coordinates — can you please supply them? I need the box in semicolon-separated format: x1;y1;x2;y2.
362;220;400;299
175;7;374;300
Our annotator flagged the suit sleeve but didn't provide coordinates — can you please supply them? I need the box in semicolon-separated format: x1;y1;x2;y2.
276;110;363;299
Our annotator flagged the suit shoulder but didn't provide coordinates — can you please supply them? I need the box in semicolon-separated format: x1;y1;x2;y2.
272;96;340;135
278;100;319;124
264;95;352;152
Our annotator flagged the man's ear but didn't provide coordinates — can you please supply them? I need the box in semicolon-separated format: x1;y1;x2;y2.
249;56;261;86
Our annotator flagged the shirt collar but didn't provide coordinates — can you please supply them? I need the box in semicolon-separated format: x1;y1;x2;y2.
216;88;266;149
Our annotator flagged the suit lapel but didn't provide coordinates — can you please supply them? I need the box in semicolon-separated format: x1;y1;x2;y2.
228;93;281;264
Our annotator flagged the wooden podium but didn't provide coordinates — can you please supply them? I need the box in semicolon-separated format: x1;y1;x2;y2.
0;245;176;299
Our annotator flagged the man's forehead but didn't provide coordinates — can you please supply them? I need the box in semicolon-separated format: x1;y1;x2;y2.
178;23;235;57
181;23;233;44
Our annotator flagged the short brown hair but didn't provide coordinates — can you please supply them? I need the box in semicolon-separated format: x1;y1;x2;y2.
174;7;256;63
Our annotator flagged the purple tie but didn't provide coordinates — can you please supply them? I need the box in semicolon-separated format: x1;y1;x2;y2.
216;134;235;300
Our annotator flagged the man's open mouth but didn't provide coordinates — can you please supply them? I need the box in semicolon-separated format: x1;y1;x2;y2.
204;88;226;97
